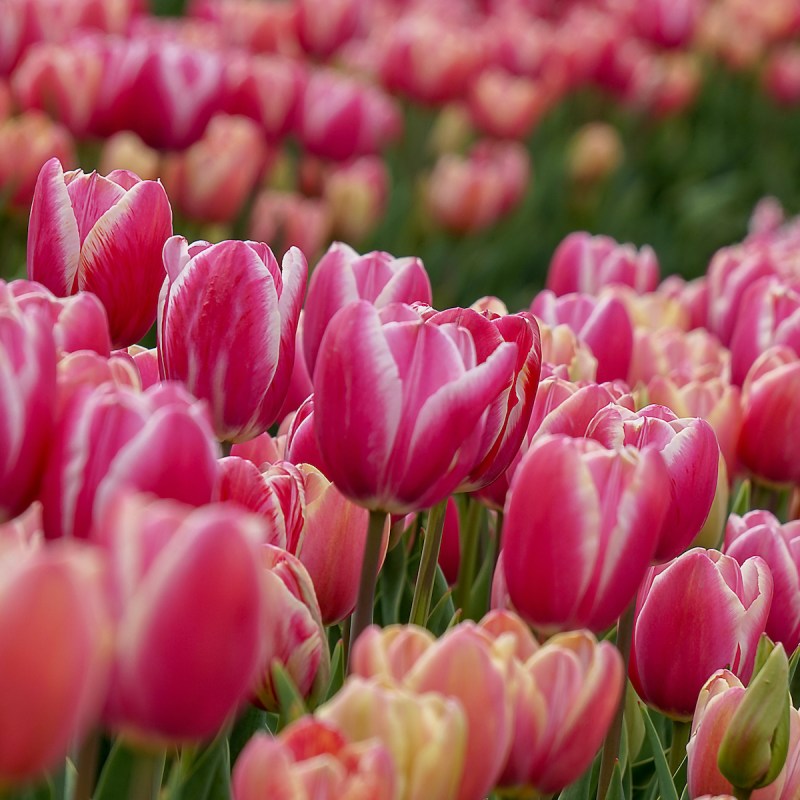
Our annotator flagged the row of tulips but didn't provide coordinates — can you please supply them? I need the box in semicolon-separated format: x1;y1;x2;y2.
3;153;800;799
3;0;800;278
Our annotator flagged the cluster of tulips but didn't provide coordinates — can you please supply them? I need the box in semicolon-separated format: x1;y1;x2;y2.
4;150;800;800
2;0;800;261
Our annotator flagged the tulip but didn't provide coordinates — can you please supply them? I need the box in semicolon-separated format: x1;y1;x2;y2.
738;347;800;485
633;0;699;48
658;274;709;330
232;430;287;468
503;435;670;632
223;54;305;141
284;396;329;474
729;277;800;386
323;156;389;244
98;132;161;182
688;668;800;800
531;290;633;382
318;677;468;800
294;0;361;59
158;237;307;443
303;244;431;378
254;545;330;712
0;111;75;208
586;404;719;561
765;47;800;106
0;542;111;783
438;497;461;585
233;718;398;800
468;69;550;140
27;157;172;347
499;631;624;794
537;322;599;381
314;300;516;514
725;511;800;652
0;283;57;522
40;382;219;541
295;69;401;161
163;114;269;224
546;232;659;297
10;279;111;357
567;122;624;185
630;549;773;720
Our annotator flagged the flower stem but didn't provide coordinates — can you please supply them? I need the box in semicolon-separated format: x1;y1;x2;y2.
669;719;691;776
409;499;448;627
348;509;388;670
596;603;636;800
454;497;484;617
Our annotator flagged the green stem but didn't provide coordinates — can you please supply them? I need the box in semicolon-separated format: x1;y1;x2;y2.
669;720;691;776
219;441;233;457
733;789;753;800
348;509;388;670
73;729;101;800
596;603;636;800
454;497;484;616
129;751;165;800
408;500;448;627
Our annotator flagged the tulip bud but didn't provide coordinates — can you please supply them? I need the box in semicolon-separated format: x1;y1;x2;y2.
718;644;791;792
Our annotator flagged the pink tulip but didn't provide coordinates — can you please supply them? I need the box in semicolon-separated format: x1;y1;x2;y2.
294;0;362;59
537;322;598;381
40;382;219;541
738;347;800;485
379;14;485;105
0;283;57;522
158;237;307;443
586;404;720;561
127;346;159;390
546;232;659;297
223;53;305;141
630;549;773;720
438;496;461;585
646;375;742;475
531;290;634;382
725;511;800;652
233;718;398;800
499;631;624;794
0;542;111;783
231;431;287;468
323;156;390;244
10;279;111;357
503;435;670;632
313;300;516;514
54;350;140;415
729;277;800;385
102;494;267;742
468;69;551;140
163;114;269;225
303;243;431;378
254;544;330;711
764;46;800;106
658;274;709;330
0;111;75;207
284;396;329;475
687;670;800;800
633;0;699;48
27;157;172;347
295;69;401;161
11;41;103;136
98;131;161;182
274;312;313;423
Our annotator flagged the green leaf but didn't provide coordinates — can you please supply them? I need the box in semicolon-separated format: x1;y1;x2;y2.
731;479;751;516
325;639;345;702
377;535;408;626
167;735;230;800
229;705;268;767
606;761;626;800
271;662;308;728
94;741;165;800
641;709;679;800
427;566;456;636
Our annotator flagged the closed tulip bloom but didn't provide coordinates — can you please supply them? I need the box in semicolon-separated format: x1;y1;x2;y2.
468;69;550;140
294;0;361;58
318;677;468;800
687;669;800;800
503;435;670;632
0;542;111;784
531;290;634;382
158;237;307;443
303;243;431;378
499;631;624;794
40;382;219;541
586;404;719;561
630;549;773;720
27;158;172;347
102;494;267;742
313;300;516;514
438;496;461;585
738;347;800;485
729;278;800;386
233;719;398;800
425;307;541;492
537;322;598;381
10;280;111;357
0;283;57;522
324;156;389;244
254;545;330;711
725;511;800;652
546;232;659;297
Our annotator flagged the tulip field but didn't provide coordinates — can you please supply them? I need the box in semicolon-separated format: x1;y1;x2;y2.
5;0;800;799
